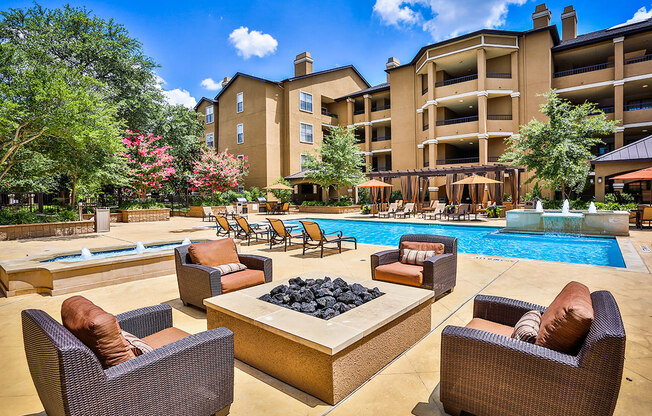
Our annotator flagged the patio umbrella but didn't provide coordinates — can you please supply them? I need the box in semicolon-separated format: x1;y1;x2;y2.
357;179;393;207
264;183;294;190
612;167;652;203
451;175;502;185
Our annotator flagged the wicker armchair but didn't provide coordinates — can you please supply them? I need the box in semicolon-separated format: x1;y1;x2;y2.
440;291;626;416
22;304;234;416
371;234;457;296
175;244;272;309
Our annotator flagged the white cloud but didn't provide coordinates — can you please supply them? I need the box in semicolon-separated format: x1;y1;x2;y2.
373;0;527;40
155;75;197;108
625;5;652;24
201;77;223;91
228;26;278;59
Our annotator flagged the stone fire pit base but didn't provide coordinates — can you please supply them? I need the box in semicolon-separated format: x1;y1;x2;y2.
205;275;433;405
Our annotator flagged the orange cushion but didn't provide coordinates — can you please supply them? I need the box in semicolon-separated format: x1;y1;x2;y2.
465;318;514;338
374;261;423;287
142;327;191;349
188;239;239;267
400;241;444;260
535;281;594;354
221;269;266;293
61;296;135;369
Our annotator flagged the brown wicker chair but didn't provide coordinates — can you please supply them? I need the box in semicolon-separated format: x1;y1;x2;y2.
440;291;626;416
371;234;457;296
22;304;234;416
267;218;303;251
216;215;236;237
174;242;272;309
299;220;357;257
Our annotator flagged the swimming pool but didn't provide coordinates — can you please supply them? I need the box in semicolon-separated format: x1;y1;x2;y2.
286;218;625;268
42;241;197;263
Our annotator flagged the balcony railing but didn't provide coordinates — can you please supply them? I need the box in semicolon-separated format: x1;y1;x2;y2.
553;62;614;78
353;109;365;115
589;106;615;115
436;115;479;126
422;124;429;131
625;101;652;111
355;136;365;144
487;114;512;120
625;54;652;65
422;87;428;95
435;73;478;87
486;72;512;79
488;156;501;162
436;157;479;165
371;136;391;142
321;108;338;118
371;104;391;112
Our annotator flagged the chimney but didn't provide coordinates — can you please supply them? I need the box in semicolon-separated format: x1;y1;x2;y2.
561;5;577;41
221;76;231;88
386;57;400;81
294;52;313;77
532;3;551;29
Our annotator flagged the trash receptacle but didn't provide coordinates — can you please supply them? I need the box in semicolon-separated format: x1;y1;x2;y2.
94;208;111;233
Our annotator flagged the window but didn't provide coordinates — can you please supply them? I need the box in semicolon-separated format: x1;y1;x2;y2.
237;154;244;160
300;154;310;171
205;106;213;124
236;92;243;113
300;91;313;113
237;124;244;144
300;123;313;144
206;133;214;148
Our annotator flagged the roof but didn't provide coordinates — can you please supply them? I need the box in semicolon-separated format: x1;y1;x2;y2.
387;26;560;71
193;97;216;111
335;83;390;101
213;72;281;100
281;65;370;87
553;18;652;52
593;135;652;164
285;170;314;181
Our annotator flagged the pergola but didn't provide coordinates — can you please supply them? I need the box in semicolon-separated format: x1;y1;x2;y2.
366;164;525;204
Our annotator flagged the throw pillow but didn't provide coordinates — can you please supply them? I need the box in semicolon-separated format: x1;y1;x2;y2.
535;281;594;354
511;310;542;343
214;262;247;276
400;241;445;262
121;330;154;356
188;238;239;267
401;249;437;265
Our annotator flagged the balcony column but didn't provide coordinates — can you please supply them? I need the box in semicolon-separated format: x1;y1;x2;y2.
426;61;436;101
364;94;372;157
510;51;519;91
346;98;354;126
478;134;489;165
614;37;625;149
477;48;486;91
511;92;520;133
477;90;488;136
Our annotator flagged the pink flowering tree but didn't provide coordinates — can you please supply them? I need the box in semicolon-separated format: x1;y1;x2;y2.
189;149;249;193
121;130;176;198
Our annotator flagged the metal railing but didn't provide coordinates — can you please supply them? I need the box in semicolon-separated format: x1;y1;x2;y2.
436;157;479;165
488;156;501;162
625;54;652;65
321;108;338;118
371;104;391;112
486;72;512;78
487;114;512;120
422;124;429;131
371;136;391;142
353;109;365;115
436;115;479;126
590;106;615;114
422;87;428;95
553;62;614;78
435;73;478;87
624;101;652;111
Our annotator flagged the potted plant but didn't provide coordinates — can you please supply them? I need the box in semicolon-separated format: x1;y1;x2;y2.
486;205;501;218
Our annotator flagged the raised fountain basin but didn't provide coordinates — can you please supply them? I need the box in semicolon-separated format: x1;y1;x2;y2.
505;209;630;236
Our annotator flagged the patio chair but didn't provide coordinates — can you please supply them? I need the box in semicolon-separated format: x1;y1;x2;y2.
424;202;446;220
22;299;234;416
440;287;625;416
642;207;652;227
202;206;215;222
299;220;357;257
216;215;236;237
394;202;415;218
267;218;304;251
379;202;399;218
371;234;457;296
175;238;272;309
279;202;290;214
450;204;470;220
224;205;238;219
235;216;269;245
396;200;404;209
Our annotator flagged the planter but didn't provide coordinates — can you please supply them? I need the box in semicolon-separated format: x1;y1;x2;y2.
118;208;170;223
298;205;361;214
0;220;95;241
82;213;120;223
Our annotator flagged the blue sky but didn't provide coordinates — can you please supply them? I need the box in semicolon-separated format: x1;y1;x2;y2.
3;0;650;107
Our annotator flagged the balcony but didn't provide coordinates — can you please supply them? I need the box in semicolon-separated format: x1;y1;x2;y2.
488;156;501;162
321;108;338;118
487;115;514;133
371;136;391;142
435;74;478;87
436;156;479;165
436;115;479;126
353;109;365;115
486;72;511;79
487;114;512;120
553;62;614;78
552;62;615;90
422;124;429;131
623;102;652;125
625;54;652;65
371;104;390;112
625;54;652;78
422;87;428;96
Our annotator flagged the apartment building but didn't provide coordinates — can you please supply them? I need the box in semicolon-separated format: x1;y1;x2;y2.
197;3;652;202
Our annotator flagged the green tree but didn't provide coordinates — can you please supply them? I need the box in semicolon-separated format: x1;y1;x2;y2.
303;126;366;196
269;177;293;203
500;91;617;199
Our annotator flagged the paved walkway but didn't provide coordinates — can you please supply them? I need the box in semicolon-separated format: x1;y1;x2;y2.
1;215;651;415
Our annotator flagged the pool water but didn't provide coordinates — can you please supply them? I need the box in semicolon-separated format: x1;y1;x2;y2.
42;242;194;263
285;218;625;268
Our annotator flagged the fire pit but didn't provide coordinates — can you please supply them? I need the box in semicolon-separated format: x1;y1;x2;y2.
258;277;383;319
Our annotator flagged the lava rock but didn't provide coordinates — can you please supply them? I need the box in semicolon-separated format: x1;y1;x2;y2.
338;291;357;304
350;283;367;296
300;302;316;313
271;285;288;295
259;294;272;302
316;295;336;308
322;308;337;319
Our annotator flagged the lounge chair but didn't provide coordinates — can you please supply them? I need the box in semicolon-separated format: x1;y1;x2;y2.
235;216;269;245
424;202;446;220
299;220;357;257
279;202;290;214
450;204;469;220
224;205;239;219
202;206;215;222
642;207;652;227
395;202;415;218
379;202;399;218
216;215;236;237
267;218;304;251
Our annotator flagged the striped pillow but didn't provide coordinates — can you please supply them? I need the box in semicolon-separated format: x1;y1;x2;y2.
401;249;437;265
511;310;542;343
121;330;154;356
214;262;247;275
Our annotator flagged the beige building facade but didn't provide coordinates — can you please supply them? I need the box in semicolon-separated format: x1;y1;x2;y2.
196;3;652;202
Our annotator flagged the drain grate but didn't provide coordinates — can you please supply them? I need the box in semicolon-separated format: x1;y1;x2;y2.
471;256;516;263
640;245;651;253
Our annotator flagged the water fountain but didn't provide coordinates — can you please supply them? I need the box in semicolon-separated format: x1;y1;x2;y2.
135;241;146;254
182;237;191;245
80;248;92;260
504;199;629;236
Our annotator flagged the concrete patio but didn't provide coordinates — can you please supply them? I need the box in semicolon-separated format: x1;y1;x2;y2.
1;215;651;415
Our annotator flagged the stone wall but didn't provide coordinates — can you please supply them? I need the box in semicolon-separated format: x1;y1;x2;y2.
0;220;95;241
118;208;170;223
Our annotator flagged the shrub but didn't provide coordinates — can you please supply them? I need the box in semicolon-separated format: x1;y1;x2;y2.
0;208;79;225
